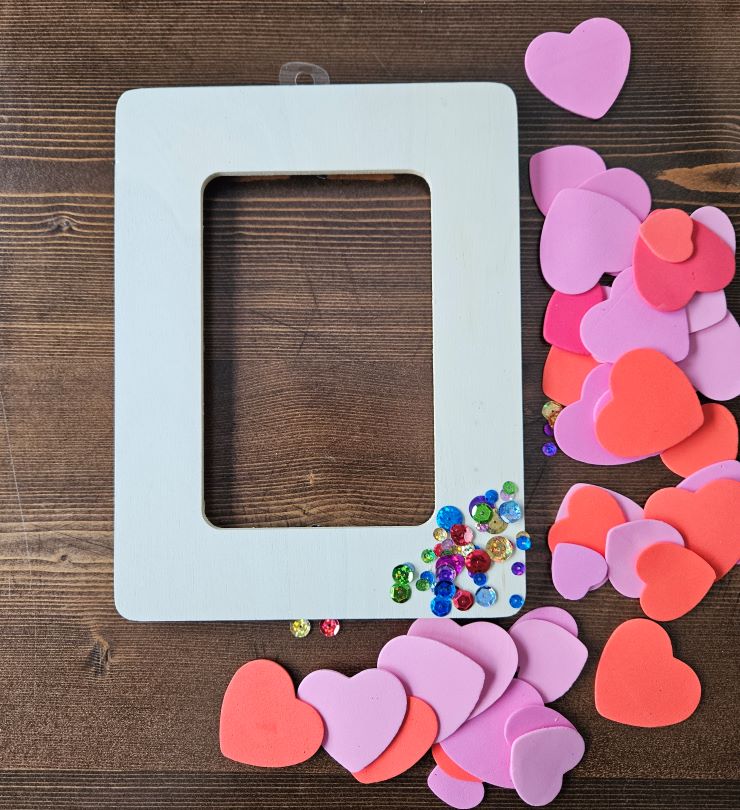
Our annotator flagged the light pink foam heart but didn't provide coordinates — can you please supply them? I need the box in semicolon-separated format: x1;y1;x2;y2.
678;460;740;491
297;668;407;773
605;519;685;598
427;766;485;809
580;268;690;363
552;543;608;600
529;145;606;215
510;726;586;806
508;619;589;703
678;312;740;401
525;18;631;119
377;635;484;742
543;286;605;354
510;607;579;638
556;483;644;522
504;706;576;746
440;679;543;788
686;291;727;333
407;619;518;719
691;206;736;252
578;167;651;220
541;188;640;294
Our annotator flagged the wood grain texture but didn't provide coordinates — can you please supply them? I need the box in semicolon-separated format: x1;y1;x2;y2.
0;0;738;807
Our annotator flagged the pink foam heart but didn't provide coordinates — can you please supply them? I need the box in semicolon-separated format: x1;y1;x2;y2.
541;188;640;294
678;312;740;401
427;766;485;809
691;206;736;252
529;145;606;215
686;291;728;333
440;679;543;788
510;727;586;806
554;364;650;465
407;619;518;719
578;167;651;220
556;483;644;522
580;268;689;363
377;635;484;742
508;619;589;703
543;286;605;354
678;460;740;491
297;668;407;773
510;607;579;638
552;543;608;600
639;209;695;263
504;706;576;746
525;18;631;119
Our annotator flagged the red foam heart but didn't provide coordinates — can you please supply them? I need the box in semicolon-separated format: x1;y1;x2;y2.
595;619;701;727
548;485;626;556
431;743;480;783
543;286;605;355
644;479;740;580
660;403;738;477
595;348;704;456
542;345;599;405
639;208;694;263
636;543;715;621
220;660;324;767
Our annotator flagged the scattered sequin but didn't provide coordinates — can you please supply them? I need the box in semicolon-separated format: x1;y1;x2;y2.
475;586;497;607
543;423;554;437
498;500;522;523
542;441;558;456
465;549;492;574
420;571;435;587
512;562;526;576
502;481;518;495
471;502;493;523
320;619;341;637
484;489;499;505
459;543;475;556
392;563;415;583
486;535;514;562
431;596;453;617
437;505;464;530
433;527;448;542
542;400;564;426
476;523;490;532
434;580;456;599
472;572;488;586
416;576;432;592
290;619;311;638
487;510;507;533
390;582;412;603
500;492;512;501
421;548;436;563
468;495;488;515
436;563;456;582
453;589;474;611
516;532;532;551
440;538;455;551
509;594;525;609
450;524;473;544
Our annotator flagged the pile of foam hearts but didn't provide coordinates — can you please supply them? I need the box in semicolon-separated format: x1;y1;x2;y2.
220;607;589;808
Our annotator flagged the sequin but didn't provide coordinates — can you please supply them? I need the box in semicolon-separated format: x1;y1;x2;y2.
486;535;514;562
441;538;455;551
476;523;490;533
498;500;522;523
542;441;558;456
433;543;444;557
502;481;517;495
542;400;564;426
472;572;488;586
509;594;525;609
453;589;474;611
471;502;493;523
392;563;415;583
516;533;532;551
431;596;452;617
500;492;512;501
416;576;432;592
437;505;463;530
468;495;488;515
459;543;475;556
320;619;341;637
290;619;311;638
450;524;473;544
543;423;554;437
391;582;412;603
465;549;491;574
512;562;526;576
433;527;448;542
420;571;435;586
421;548;436;563
484;489;498;505
434;580;456;599
436;563;456;582
475;586;497;607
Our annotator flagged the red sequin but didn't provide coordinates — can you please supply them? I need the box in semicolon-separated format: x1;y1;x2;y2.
465;549;492;574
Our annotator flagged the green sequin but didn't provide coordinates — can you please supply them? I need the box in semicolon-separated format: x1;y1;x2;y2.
502;481;518;495
391;582;412;603
421;548;436;564
472;502;494;523
415;577;431;592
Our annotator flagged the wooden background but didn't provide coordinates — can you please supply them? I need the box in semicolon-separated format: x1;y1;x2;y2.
0;1;738;807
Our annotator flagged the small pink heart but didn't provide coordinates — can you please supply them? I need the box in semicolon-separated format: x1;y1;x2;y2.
551;543;608;600
529;145;606;215
427;766;484;809
504;706;576;746
543;286;605;354
686;291;727;333
377;635;484;742
679;312;740;401
510;727;586;806
508;619;589;703
297;668;407;773
556;483;644;523
639;208;694;263
525;18;631;119
579;167;651;221
408;619;518;719
510;607;579;638
691;206;736;252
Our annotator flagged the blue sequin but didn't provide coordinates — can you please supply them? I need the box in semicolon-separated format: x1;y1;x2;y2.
484;489;498;505
509;594;524;609
512;562;525;576
498;500;522;523
436;564;456;582
475;586;497;607
436;505;464;530
516;534;532;551
420;571;435;586
434;580;456;599
430;596;453;617
472;572;488;586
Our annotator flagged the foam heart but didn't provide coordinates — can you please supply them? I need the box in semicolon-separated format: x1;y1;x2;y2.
605;519;685;598
579;167;651;220
686;291;727;333
644;479;740;579
551;543;608;600
556;482;644;523
510;726;586;807
632;221;736;311
691;206;736;252
440;679;544;787
297;668;407;772
508;619;589;703
639;208;694;262
541;188;640;293
432;744;479;782
678;459;740;491
543;286;605;354
427;766;485;809
525;18;631;118
595;618;701;727
219;660;324;768
529;145;606;215
679;312;740;401
595;349;704;456
542;345;599;405
353;696;438;784
660;403;738;477
554;364;650;465
510;606;579;638
504;706;576;746
377;635;484;742
548;484;626;555
580;268;689;363
407;619;518;718
636;543;715;621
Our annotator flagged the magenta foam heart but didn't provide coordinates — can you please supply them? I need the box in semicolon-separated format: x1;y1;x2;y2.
579;167;651;220
580;268;690;363
508;619;588;703
504;706;576;746
377;635;484;742
543;286;605;354
510;726;586;806
551;543;608;600
556;483;644;522
297;668;407;773
510;607;579;638
679;312;740;401
605;519;685;598
407;619;518;719
529;145;606;215
427;766;485;809
540;188;640;293
525;18;631;119
691;206;736;252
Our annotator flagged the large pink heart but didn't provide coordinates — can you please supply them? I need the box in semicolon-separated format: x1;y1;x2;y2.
543;286;605;354
504;706;576;745
377;635;484;742
579;167;651;221
529;145;606;215
551;543;608;600
427;766;485;809
679;312;740;401
407;619;518;719
691;206;736;252
556;482;644;522
525;18;631;119
297;668;407;773
510;607;579;638
510;727;586;806
580;268;689;363
541;189;640;294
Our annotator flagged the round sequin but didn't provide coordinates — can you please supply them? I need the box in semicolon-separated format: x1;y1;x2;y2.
453;589;474;611
509;594;525;609
472;572;488;586
486;535;514;562
512;562;526;576
433;527;448;542
433;543;444;557
476;523;490;533
542;400;564;426
475;586;497;607
465;549;491;574
437;505;463;531
502;481;517;495
440;538;455;551
320;619;341;637
471;502;493;523
434;580;456;599
459;543;475;556
450;524;473;544
498;500;522;524
416;576;431;592
392;563;415;583
431;596;452;617
436;563;456;582
421;548;436;563
468;495;487;515
484;489;498;505
542;441;558;456
390;582;412;603
290;619;311;638
487;510;507;533
420;571;435;586
543;422;554;437
516;533;532;551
